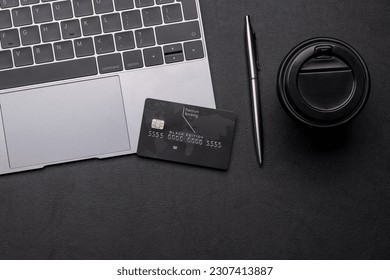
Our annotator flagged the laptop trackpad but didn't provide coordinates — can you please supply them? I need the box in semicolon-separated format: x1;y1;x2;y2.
1;77;130;169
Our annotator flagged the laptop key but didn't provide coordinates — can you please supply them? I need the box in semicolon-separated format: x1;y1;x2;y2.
53;1;73;20
163;43;183;64
165;51;184;64
177;0;198;20
61;20;82;39
98;53;123;73
143;46;163;67
54;41;74;60
142;7;162;27
21;0;39;5
95;34;115;54
102;13;122;33
134;0;153;8
74;37;94;57
184;40;204;60
134;28;155;48
0;11;12;30
0;0;19;8
12;7;33;27
20;26;41;46
114;0;134;11
0;50;13;70
163;43;182;54
0;29;21;49
123;50;143;70
41;22;61;42
162;4;183;23
13;47;34;67
93;0;113;14
155;21;200;45
0;57;98;90
122;10;142;30
32;4;53;24
33;44;54;63
115;31;135;51
81;16;102;36
73;0;94;17
156;0;174;4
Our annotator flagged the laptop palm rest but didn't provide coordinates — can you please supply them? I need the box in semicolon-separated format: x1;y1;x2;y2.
1;76;130;169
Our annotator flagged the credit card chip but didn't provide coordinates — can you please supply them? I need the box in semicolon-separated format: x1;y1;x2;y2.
151;119;165;130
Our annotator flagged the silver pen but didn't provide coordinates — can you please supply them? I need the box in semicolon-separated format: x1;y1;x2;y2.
245;15;263;166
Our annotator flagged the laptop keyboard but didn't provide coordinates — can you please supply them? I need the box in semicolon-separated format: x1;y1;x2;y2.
0;0;205;90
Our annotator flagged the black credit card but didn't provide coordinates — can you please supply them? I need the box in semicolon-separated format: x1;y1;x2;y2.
137;99;237;170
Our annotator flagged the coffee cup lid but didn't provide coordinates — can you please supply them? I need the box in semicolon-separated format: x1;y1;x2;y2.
278;38;370;127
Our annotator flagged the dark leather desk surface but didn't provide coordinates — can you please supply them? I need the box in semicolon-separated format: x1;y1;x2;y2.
1;0;390;260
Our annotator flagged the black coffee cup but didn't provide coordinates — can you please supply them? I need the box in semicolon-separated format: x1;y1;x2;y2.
277;38;370;128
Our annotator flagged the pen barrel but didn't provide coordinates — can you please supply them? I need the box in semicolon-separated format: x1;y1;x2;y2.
244;18;259;79
249;78;263;165
245;41;259;79
246;53;259;79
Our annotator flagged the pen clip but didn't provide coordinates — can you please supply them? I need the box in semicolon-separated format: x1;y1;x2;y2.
252;32;261;72
256;60;261;72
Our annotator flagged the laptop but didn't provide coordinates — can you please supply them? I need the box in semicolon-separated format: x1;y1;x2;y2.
0;0;215;174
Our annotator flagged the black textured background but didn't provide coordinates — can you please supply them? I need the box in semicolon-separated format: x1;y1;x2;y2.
1;0;390;259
